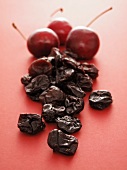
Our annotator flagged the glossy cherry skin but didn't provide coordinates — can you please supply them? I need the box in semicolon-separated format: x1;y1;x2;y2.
66;26;100;60
47;17;72;46
27;28;59;58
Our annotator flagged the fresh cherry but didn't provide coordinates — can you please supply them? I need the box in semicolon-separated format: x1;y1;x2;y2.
48;17;72;46
66;26;99;60
27;28;60;57
47;8;72;45
12;24;60;58
66;7;112;60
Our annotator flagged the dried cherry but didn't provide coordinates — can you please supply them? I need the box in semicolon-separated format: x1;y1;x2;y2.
76;73;93;92
57;67;75;83
28;57;52;77
56;115;82;134
39;85;66;105
42;104;65;123
24;74;50;101
65;95;84;115
47;129;78;155
25;74;50;93
89;90;113;110
80;62;99;79
66;82;86;98
21;74;32;86
17;113;45;135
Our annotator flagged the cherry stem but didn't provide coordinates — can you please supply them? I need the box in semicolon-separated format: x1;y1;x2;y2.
50;8;63;17
12;23;27;41
86;7;113;27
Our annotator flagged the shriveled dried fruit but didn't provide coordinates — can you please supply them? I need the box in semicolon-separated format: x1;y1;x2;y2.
76;73;93;92
66;82;86;98
21;74;32;86
24;75;50;101
65;95;84;115
17;113;45;135
25;75;50;93
39;85;66;105
63;50;79;60
28;57;52;77
62;54;79;69
80;62;99;79
57;66;75;83
89;90;113;110
47;129;78;155
42;104;66;123
56;115;82;134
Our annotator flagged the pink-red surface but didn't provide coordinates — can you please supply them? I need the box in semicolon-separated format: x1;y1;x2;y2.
0;0;127;170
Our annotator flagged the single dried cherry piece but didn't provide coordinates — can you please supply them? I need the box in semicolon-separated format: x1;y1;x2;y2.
76;73;93;92
62;54;80;69
17;113;46;135
21;74;32;86
25;74;50;94
47;129;78;155
39;85;66;105
56;66;75;84
42;104;66;123
48;48;65;84
66;82;86;98
80;62;99;79
28;57;52;77
26;91;42;102
63;50;79;60
63;51;85;74
89;90;113;110
65;95;84;115
56;115;82;134
24;74;50;101
48;47;63;67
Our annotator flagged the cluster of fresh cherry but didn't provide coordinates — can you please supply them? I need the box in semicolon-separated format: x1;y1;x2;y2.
12;7;112;60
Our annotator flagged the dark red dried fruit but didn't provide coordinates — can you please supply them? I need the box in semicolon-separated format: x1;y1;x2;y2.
25;74;50;93
56;115;82;134
65;95;84;115
47;129;78;155
17;113;45;135
76;73;93;92
66;82;86;98
89;90;113;110
21;74;32;86
42;104;65;123
39;85;66;105
28;57;52;77
80;62;99;79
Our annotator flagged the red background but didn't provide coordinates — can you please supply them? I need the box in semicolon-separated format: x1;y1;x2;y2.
0;0;127;170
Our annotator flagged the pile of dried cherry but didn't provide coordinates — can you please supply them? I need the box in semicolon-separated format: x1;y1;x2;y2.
18;47;113;155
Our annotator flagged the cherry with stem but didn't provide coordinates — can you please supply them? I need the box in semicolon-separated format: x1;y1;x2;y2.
47;7;72;45
12;23;27;41
12;23;60;58
66;7;113;60
86;7;113;27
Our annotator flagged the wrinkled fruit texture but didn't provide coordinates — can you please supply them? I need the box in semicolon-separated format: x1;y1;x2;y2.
47;129;78;155
56;115;82;134
19;47;113;156
21;48;98;123
89;90;113;110
17;113;46;135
